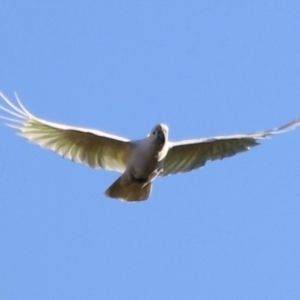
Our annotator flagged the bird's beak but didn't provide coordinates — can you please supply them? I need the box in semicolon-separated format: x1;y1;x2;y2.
157;130;166;145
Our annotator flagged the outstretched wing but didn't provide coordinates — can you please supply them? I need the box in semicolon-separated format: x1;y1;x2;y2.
162;118;300;176
0;92;134;172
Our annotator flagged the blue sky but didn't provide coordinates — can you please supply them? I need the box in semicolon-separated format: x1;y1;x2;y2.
0;2;300;299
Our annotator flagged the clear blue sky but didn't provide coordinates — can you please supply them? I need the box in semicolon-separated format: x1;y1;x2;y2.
1;2;300;299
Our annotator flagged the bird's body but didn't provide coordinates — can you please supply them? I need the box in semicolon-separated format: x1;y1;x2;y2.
0;92;299;202
105;125;168;201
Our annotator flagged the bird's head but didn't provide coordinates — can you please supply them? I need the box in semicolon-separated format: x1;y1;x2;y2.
149;124;169;146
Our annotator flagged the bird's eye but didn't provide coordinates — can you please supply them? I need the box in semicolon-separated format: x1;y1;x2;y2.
152;131;155;135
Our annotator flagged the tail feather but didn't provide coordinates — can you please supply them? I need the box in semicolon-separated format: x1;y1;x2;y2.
104;176;152;202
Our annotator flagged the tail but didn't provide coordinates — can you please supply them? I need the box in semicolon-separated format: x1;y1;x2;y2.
104;176;152;202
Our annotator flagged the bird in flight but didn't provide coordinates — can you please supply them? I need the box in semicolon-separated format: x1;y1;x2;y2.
0;92;299;202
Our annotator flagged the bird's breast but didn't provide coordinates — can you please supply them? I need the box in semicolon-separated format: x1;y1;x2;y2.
127;143;167;180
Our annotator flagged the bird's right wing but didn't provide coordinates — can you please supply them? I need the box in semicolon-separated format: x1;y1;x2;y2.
162;117;300;176
0;92;134;172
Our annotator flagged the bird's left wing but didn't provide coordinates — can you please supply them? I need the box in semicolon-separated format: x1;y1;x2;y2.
162;118;300;176
0;92;134;172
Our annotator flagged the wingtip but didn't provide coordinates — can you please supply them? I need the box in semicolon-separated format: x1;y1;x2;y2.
273;116;300;134
0;92;28;118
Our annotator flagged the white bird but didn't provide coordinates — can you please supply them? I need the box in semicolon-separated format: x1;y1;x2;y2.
1;92;299;202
